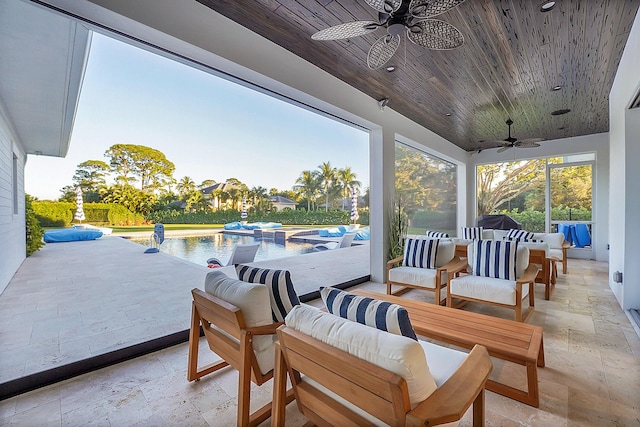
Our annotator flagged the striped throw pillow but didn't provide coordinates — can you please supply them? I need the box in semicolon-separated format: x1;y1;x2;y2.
320;287;417;341
507;236;542;243
461;226;483;240
425;230;449;238
472;240;518;280
506;229;534;241
403;238;439;269
235;265;300;322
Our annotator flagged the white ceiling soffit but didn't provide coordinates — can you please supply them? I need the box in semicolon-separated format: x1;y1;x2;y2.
0;0;91;157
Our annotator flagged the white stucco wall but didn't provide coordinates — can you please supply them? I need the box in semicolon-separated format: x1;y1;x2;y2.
39;0;469;282
609;11;640;310
469;132;610;262
0;98;26;295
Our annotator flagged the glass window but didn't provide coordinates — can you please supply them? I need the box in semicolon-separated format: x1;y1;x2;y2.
395;143;457;235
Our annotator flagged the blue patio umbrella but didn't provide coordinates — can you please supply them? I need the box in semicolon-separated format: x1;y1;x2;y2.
241;195;248;220
350;187;359;224
74;187;85;223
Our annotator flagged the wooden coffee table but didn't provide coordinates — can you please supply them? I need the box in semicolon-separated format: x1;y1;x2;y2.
350;289;545;407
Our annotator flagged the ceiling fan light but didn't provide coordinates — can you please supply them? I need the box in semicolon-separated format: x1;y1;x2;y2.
551;85;562;91
385;65;397;72
388;23;405;36
539;1;556;12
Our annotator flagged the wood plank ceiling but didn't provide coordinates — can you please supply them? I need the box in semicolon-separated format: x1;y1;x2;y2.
197;0;639;152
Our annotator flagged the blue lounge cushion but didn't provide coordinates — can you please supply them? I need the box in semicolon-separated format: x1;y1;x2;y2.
320;287;418;341
43;228;103;243
354;227;370;240
224;222;242;230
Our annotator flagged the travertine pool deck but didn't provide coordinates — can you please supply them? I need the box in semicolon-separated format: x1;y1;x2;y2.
0;235;369;385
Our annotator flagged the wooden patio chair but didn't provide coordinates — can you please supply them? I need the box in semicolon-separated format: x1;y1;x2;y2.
188;270;293;427
272;305;492;427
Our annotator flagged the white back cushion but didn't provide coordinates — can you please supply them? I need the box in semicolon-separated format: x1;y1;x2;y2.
481;229;494;239
285;304;437;408
492;229;509;241
543;232;565;249
204;270;274;355
435;240;456;267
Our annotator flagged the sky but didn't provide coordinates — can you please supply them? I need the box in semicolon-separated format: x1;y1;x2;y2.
25;33;369;200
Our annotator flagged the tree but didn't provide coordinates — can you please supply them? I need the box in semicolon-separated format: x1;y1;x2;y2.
337;167;361;210
476;159;546;215
294;170;320;211
104;144;175;191
199;179;216;189
99;184;158;216
317;161;337;211
248;186;270;212
72;160;110;192
176;176;196;199
185;190;209;212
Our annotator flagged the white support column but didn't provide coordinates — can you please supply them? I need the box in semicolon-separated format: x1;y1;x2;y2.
369;126;395;283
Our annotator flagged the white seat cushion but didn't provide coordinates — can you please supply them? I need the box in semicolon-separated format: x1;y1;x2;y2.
549;248;564;260
204;270;275;374
388;266;439;289
418;341;467;387
449;274;529;306
285;304;437;408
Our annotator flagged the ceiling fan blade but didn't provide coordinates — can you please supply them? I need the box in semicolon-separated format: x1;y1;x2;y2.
497;145;512;153
311;21;378;41
410;0;467;18
407;19;464;49
367;34;401;69
364;0;402;13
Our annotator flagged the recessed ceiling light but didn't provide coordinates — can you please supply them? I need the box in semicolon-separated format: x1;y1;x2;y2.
385;65;397;72
445;113;452;116
558;126;565;130
551;85;562;91
539;1;556;12
551;108;571;116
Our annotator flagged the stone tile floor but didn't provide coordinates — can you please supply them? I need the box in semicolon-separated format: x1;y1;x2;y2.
1;258;639;426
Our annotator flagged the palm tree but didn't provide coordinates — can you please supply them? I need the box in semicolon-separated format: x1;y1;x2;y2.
337;167;361;210
318;162;337;212
176;176;195;199
294;170;320;211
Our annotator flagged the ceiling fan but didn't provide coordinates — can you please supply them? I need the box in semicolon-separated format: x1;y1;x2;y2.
494;119;543;153
311;0;467;70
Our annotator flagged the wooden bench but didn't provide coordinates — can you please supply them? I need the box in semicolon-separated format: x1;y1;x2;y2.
350;289;545;407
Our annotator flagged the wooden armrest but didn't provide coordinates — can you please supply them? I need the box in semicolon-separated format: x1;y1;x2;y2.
517;264;539;284
437;256;462;272
446;258;469;276
387;255;404;269
562;240;570;249
407;345;492;426
245;322;284;336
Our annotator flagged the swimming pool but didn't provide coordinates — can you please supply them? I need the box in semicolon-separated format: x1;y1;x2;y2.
131;233;315;265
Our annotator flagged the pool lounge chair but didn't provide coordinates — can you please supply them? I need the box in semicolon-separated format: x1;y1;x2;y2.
206;242;260;267
312;231;356;251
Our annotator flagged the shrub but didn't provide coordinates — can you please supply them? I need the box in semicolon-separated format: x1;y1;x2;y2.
146;209;370;226
32;201;144;226
25;195;44;256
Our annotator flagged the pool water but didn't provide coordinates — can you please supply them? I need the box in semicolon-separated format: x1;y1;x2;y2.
131;233;315;265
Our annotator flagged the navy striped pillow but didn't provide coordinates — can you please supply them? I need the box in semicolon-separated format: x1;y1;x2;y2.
403;238;439;269
472;240;518;280
235;265;300;322
320;287;418;340
461;226;483;239
425;230;449;238
506;229;534;241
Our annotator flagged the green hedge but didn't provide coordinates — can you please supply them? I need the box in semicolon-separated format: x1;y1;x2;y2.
409;210;456;230
26;195;44;256
147;209;370;226
32;201;144;227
